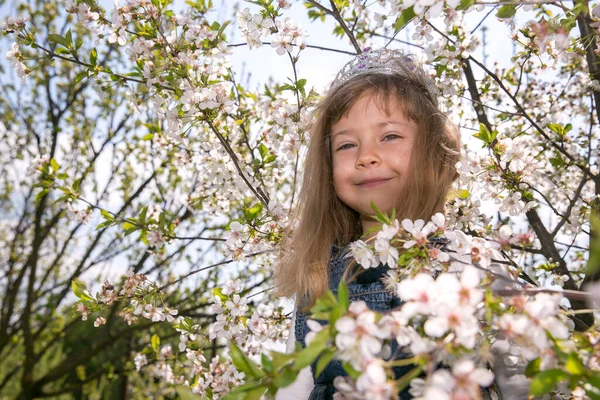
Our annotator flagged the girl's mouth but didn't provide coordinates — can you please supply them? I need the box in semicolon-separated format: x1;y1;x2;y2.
357;178;392;188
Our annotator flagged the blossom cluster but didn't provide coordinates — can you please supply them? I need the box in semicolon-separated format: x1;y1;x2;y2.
5;42;28;83
208;279;289;351
74;269;168;327
236;8;307;55
313;211;592;399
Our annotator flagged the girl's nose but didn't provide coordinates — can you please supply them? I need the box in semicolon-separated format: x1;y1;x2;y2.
355;145;381;168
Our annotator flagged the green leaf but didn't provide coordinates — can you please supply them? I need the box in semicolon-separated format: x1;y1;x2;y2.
473;123;497;147
315;348;336;377
72;279;94;301
221;382;267;400
395;365;424;392
529;369;568;396
48;33;70;48
264;154;277;164
370;200;389;224
341;361;361;379
496;4;517;19
175;385;204;400
310;289;338;319
565;353;585;375
525;358;541;377
270;350;295;369
90;48;98;65
293;328;330;370
142;133;154;141
151;334;160;351
217;20;230;39
549;156;565;168
35;188;50;203
258;143;269;159
272;365;298;388
547;123;564;136
96;221;113;230
584;374;600;400
139;205;148;224
75;71;88;83
564;123;573;134
456;0;475;10
101;209;113;221
244;203;263;222
338;280;349;312
261;353;274;376
50;158;60;172
65;29;73;48
586;215;600;276
229;342;265;379
393;6;415;31
213;287;227;302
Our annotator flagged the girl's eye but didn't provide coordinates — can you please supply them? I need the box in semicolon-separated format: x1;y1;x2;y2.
383;134;401;141
336;143;355;151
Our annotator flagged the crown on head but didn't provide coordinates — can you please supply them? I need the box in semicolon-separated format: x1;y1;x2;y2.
330;47;439;103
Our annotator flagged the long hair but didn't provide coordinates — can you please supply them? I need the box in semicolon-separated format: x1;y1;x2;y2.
274;65;461;311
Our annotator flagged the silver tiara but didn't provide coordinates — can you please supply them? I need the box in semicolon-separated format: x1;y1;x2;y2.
330;48;439;102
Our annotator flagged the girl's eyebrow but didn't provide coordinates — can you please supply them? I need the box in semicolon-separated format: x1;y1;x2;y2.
332;120;409;139
331;129;350;139
374;120;410;128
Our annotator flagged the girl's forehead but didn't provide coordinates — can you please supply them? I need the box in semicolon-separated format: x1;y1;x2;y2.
334;92;411;126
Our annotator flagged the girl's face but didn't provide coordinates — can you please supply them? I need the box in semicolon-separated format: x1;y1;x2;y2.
331;94;417;231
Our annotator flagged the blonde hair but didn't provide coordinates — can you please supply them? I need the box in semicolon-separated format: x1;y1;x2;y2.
275;66;461;311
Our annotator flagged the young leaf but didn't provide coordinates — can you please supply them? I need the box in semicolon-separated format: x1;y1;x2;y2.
217;20;230;39
338;280;349;312
496;4;517;19
229;342;265;379
370;200;389;224
221;382;267;400
72;279;94;301
271;365;298;388
212;287;227;302
586;215;600;276
473;123;497;147
565;352;585;375
258;143;269;159
293;328;329;370
525;358;541;377
529;369;568;396
341;361;361;380
90;48;98;66
48;33;70;48
456;0;475;10
270;351;295;370
50;158;60;172
261;353;274;376
393;6;415;31
151;334;160;351
315;348;336;377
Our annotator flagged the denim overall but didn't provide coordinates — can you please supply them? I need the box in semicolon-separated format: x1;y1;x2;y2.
294;244;496;400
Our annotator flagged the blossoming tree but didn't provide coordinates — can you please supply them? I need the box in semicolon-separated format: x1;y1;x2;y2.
2;0;600;398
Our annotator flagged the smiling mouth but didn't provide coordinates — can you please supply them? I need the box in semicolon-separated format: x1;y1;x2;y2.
357;178;392;188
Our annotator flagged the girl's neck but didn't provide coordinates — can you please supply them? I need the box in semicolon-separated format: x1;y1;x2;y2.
359;216;380;241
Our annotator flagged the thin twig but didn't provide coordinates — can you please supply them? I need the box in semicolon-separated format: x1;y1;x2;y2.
228;42;356;55
158;251;271;292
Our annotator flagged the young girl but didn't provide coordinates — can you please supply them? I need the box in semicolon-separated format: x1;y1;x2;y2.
274;49;524;399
